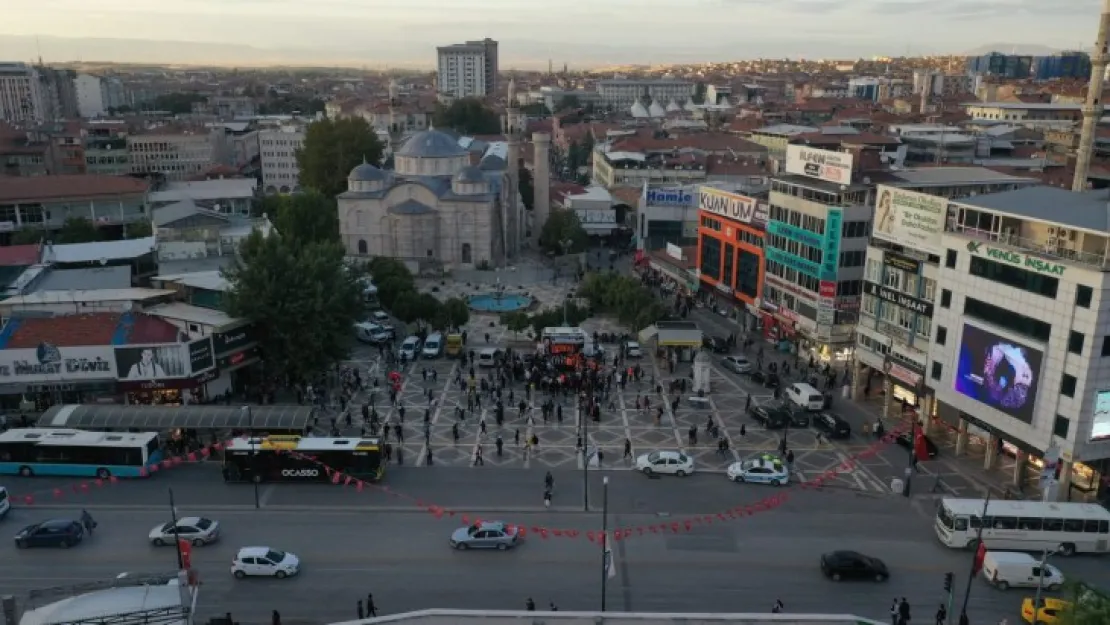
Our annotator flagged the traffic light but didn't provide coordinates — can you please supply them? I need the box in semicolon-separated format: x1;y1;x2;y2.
943;572;954;592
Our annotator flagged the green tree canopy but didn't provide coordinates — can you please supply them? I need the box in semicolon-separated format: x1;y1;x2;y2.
443;297;470;329
556;95;581;112
502;311;531;338
1058;581;1110;625
271;190;340;249
55;217;101;244
222;230;362;384
124;220;153;240
153;92;207;115
10;229;43;246
296;117;385;197
577;272;664;331
538;208;588;255
432;98;501;135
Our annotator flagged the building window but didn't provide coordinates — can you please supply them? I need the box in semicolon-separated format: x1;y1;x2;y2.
931;362;942;381
1076;285;1093;308
940;289;952;308
964;297;1051;343
1102;336;1110;357
1061;374;1077;398
357;239;368;255
1053;415;1070;439
936;326;947;345
969;256;1059;299
722;243;735;290
461;243;472;264
945;249;957;268
735;250;760;300
700;235;721;281
1068;331;1085;355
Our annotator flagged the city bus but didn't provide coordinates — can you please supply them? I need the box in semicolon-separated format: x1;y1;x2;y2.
0;428;164;479
935;497;1110;556
222;435;384;483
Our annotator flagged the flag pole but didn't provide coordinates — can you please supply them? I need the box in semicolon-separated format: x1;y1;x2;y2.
959;492;991;620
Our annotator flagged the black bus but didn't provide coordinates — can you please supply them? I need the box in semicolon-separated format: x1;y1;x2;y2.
222;435;384;483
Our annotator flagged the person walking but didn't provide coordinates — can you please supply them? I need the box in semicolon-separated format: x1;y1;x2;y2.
272;610;281;625
891;599;900;625
357;600;364;620
898;597;911;625
934;604;946;625
525;598;535;611
623;438;632;462
771;599;784;613
366;594;377;617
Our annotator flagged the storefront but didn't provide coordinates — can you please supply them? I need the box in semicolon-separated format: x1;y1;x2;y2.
696;186;767;316
0;345;120;411
113;337;217;405
638;186;699;250
651;321;703;363
208;325;261;397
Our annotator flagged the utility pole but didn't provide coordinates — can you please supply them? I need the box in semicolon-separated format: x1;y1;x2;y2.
958;494;991;621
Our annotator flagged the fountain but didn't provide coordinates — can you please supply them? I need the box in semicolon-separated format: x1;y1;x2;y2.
468;279;533;312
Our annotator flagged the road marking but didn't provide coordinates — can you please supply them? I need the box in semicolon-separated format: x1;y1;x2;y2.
417;361;459;466
257;485;276;508
617;391;634;466
646;350;685;451
706;396;741;463
836;450;871;491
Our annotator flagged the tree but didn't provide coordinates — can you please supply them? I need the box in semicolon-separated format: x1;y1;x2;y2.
367;258;416;310
10;229;44;246
272;190;340;249
56;217;101;244
443;297;470;329
518;167;535;211
432;98;501;135
693;82;707;105
502;311;531;338
538;209;588;255
390;291;422;325
557;95;581;112
223;230;362;384
124;220;153;239
1058;581;1110;625
577;272;664;331
152;92;207;115
296;117;385;197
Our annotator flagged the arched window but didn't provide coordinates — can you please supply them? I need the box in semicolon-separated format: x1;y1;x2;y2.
279;185;290;194
358;239;368;255
461;243;472;264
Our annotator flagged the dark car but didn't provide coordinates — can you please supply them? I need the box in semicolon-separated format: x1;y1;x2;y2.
763;400;810;427
747;405;791;429
702;336;729;354
813;412;851;439
896;432;939;458
820;550;889;582
14;519;84;549
751;371;781;388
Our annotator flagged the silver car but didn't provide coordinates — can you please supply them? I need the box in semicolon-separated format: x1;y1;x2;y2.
722;355;753;374
149;516;220;546
450;521;520;550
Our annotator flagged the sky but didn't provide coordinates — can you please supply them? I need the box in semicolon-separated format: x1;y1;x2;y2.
0;0;1101;68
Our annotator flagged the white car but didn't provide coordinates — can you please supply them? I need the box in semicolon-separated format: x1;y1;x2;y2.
149;516;220;546
398;336;421;360
231;546;300;579
370;311;390;324
477;347;500;368
722;355;753;374
623;341;642;358
726;458;790;486
635;450;694;477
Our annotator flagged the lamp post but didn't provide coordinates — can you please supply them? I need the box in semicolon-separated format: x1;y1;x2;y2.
600;475;610;612
581;407;589;512
168;487;184;570
958;494;991;621
1031;548;1057;618
241;406;260;509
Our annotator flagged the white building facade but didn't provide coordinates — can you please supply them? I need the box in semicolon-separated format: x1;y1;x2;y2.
436;40;497;98
74;74;106;118
596;79;695;109
260;126;305;194
0;62;45;123
129;129;222;181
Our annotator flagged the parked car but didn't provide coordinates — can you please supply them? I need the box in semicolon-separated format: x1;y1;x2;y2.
813;412;851;439
820;550;889;582
635;450;695;477
398;336;422;361
895;432;939;458
726;458;790;486
149;516;220;547
750;371;781;388
702;336;730;354
746;405;789;429
449;521;521;550
721;355;753;374
623;341;642;358
14;519;84;548
763;400;811;427
370;311;390;324
231;546;300;579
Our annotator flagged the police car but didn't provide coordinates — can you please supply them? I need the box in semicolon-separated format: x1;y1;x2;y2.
726;457;790;486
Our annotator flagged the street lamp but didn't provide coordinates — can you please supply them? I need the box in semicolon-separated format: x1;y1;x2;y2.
581;407;590;512
1031;548;1058;618
241;406;260;509
958;494;991;622
600;475;610;612
168;487;184;570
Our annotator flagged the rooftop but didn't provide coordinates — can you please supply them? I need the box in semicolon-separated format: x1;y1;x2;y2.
149;179;257;203
145;302;235;328
152;269;230;292
0;175;149;203
43;237;157;264
887;167;1038;188
30;266;132;293
1;313;120;349
0;244;41;267
953;186;1110;235
0;288;174;308
20;578;190;625
964;102;1082;111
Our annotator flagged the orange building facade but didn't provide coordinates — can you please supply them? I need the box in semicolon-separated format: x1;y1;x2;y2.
695;187;767;310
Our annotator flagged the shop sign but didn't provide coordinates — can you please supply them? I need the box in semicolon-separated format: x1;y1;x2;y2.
575;209;616;225
765;247;822;279
213;326;257;354
645;187;695;207
753;203;769;229
189;337;215;374
0;344;116;383
821;208;843;282
217;345;261;369
666;243;684;261
117;377;197;392
115;344;189;381
874;186;945;256
883;359;923;388
884;252;921;275
698;187;756;224
819;281;836;298
282;469;319;478
863;282;934;317
816;306;835;326
965;241;1066;277
767;221;823;250
785;145;854;184
836;297;860;311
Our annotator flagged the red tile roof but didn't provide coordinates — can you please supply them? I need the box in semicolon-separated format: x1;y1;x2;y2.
0;244;41;267
0;175;149;203
6;313;121;348
128;313;184;345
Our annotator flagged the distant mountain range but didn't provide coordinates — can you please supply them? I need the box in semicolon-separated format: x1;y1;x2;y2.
962;43;1069;56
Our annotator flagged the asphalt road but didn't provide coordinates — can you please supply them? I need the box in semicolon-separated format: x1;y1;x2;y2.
4;469;1103;625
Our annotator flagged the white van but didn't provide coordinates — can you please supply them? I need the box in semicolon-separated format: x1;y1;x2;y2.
786;382;825;411
477;348;500;368
0;486;9;519
981;551;1065;591
399;336;422;361
422;333;443;359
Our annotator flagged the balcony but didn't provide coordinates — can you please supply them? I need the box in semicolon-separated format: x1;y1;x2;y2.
946;222;1110;271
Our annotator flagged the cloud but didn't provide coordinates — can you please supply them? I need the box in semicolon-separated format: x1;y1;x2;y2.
868;0;1097;17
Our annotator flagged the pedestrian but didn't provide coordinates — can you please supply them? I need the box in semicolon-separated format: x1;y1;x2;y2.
772;599;784;613
526;598;535;611
935;604;946;625
474;446;484;466
496;434;504;456
891;599;900;625
358;600;364;620
549;602;558;611
81;509;95;536
623;438;632;461
899;597;911;625
366;594;377;617
272;611;281;625
426;446;434;466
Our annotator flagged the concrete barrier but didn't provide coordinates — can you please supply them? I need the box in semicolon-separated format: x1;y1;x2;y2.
333;610;886;625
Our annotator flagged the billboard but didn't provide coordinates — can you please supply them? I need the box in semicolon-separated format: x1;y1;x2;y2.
188;337;215;374
645;187;696;207
873;185;946;255
0;344;116;383
954;324;1043;424
114;344;189;381
785;145;854;184
698;187;756;224
1093;391;1110;442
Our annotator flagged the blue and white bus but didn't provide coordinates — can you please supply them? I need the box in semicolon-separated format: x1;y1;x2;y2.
0;428;164;479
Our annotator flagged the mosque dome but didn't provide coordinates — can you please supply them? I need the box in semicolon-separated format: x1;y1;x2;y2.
397;130;467;158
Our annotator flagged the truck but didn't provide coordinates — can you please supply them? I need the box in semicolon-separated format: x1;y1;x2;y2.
445;333;464;358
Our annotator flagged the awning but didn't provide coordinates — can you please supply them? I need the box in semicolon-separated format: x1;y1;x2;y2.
37;404;314;432
657;328;703;347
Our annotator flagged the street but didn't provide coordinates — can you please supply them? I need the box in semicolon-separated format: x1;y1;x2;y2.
3;468;1102;625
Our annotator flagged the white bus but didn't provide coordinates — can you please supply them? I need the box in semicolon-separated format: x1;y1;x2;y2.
935;498;1110;556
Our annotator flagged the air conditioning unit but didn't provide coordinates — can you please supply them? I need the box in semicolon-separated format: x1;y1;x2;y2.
1048;226;1057;235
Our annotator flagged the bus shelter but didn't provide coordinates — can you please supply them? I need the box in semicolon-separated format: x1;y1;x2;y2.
37;404;314;436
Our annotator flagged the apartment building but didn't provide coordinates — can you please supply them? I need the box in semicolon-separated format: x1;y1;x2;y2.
84;120;131;176
260;125;305;194
0;62;45;123
436;39;498;98
596;79;695;109
129;126;223;181
0;174;150;242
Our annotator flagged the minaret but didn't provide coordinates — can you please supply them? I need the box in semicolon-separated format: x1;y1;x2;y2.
387;78;403;156
1073;0;1110;191
532;132;552;245
504;77;522;257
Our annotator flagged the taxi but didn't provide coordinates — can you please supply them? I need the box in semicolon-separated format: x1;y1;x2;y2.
1021;597;1072;624
726;457;790;486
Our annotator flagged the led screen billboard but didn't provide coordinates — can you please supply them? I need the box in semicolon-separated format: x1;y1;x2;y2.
954;324;1043;424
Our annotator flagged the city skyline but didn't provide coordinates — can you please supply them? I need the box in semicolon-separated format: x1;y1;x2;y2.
0;0;1101;68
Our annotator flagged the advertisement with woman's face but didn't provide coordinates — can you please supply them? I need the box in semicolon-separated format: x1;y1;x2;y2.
954;324;1043;423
